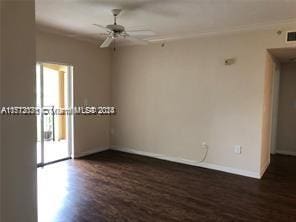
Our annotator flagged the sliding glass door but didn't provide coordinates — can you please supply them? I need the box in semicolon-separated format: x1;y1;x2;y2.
36;62;74;166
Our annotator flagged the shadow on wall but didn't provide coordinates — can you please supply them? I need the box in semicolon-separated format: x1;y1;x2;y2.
268;47;296;157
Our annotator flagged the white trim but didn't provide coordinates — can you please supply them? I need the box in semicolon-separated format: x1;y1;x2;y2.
74;147;109;158
145;19;296;43
276;150;296;156
36;60;74;67
66;65;74;158
260;159;270;178
37;62;74;164
39;63;45;165
111;147;261;179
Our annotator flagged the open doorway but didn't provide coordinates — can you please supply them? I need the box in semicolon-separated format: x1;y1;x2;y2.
36;62;74;166
268;48;296;157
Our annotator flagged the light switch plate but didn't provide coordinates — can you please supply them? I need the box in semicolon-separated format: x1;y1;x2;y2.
234;145;242;154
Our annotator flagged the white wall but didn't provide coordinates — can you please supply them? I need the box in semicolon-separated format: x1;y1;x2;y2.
111;26;296;178
1;1;37;221
36;31;112;157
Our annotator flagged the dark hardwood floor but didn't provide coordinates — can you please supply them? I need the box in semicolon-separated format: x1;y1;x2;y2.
38;151;296;222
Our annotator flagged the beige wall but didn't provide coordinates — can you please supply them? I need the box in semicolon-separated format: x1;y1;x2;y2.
111;27;296;177
276;63;296;154
1;1;37;222
36;31;112;157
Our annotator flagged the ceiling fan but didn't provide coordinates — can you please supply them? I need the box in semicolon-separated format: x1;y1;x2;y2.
94;9;154;48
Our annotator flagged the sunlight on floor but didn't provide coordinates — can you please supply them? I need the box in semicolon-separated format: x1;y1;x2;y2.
38;162;70;222
37;140;69;164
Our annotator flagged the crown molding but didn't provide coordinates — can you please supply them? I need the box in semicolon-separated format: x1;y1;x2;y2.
144;18;296;43
37;18;296;46
36;24;102;45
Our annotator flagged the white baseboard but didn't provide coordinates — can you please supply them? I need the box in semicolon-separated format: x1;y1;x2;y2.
111;146;261;179
276;150;296;156
260;158;270;177
74;147;109;158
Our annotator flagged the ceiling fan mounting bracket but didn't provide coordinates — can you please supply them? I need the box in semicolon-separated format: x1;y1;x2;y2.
112;9;122;17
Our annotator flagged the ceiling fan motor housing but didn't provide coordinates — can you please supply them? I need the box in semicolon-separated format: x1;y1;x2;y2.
106;24;125;34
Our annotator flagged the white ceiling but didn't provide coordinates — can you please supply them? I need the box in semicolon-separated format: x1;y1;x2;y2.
36;0;296;43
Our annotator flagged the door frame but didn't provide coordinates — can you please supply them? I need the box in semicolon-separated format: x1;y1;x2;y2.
36;61;74;167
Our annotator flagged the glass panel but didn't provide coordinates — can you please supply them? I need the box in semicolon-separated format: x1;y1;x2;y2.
37;63;71;165
42;65;69;163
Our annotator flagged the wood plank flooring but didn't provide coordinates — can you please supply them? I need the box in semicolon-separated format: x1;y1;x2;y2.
38;150;296;222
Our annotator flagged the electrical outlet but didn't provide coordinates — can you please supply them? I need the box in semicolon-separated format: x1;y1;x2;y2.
234;145;242;154
110;128;115;135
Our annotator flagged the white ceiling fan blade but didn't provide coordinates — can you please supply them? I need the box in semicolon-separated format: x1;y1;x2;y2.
93;24;111;33
126;36;148;45
126;30;155;37
100;37;113;48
